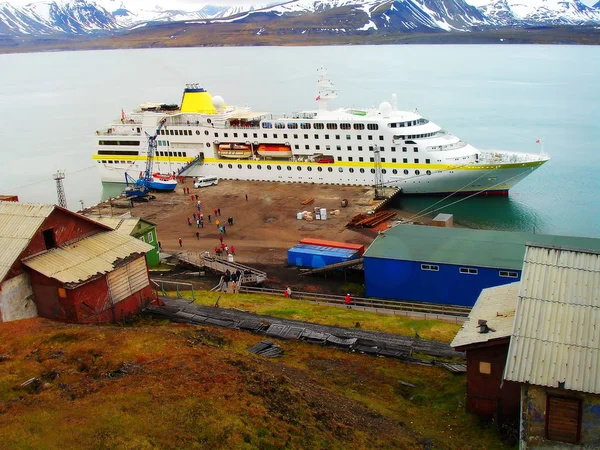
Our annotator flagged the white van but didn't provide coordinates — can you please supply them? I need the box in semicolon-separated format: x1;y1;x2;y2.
194;176;219;188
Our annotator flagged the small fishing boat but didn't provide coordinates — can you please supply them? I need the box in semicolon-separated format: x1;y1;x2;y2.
147;172;177;191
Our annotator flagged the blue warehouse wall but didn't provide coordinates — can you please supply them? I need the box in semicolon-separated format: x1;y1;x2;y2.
364;258;521;306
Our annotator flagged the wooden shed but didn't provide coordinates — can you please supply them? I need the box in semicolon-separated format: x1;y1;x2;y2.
0;202;154;323
451;282;521;424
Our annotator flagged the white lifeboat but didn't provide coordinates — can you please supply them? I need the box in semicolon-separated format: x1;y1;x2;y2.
218;143;252;159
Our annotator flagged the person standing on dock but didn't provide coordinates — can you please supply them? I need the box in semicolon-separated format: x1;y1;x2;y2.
187;217;191;226
195;231;200;240
231;245;235;255
214;208;218;217
218;208;221;216
219;235;223;244
178;238;183;248
245;194;248;202
208;214;211;223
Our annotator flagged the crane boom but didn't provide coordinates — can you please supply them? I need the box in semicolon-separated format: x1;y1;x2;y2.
143;117;168;185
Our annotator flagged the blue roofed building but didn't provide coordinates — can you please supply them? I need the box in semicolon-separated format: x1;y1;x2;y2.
363;224;600;306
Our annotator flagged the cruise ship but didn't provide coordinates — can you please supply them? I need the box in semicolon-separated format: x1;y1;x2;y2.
93;69;549;195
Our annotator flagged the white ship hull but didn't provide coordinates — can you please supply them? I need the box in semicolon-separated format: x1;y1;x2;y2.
93;70;549;196
97;157;543;195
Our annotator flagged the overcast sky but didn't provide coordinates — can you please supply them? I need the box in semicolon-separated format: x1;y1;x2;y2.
8;0;598;8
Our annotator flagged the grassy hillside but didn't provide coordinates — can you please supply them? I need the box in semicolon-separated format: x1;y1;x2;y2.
0;307;513;449
166;289;462;343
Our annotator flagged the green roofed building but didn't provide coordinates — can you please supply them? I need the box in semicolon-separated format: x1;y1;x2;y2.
363;224;600;306
86;214;160;267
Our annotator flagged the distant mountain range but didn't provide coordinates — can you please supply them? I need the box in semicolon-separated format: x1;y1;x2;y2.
0;0;599;38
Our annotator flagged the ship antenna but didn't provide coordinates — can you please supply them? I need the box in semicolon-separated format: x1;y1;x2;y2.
315;67;337;111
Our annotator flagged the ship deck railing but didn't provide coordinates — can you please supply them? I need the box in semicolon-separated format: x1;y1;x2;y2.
96;129;142;136
478;150;548;164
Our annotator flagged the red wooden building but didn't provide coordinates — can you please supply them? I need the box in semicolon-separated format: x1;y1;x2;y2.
451;282;521;424
0;202;154;323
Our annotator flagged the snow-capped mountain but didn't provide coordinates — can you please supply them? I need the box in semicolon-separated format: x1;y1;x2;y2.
0;0;599;37
473;0;600;25
0;0;120;35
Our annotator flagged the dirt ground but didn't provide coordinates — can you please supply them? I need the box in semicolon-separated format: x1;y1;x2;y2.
87;180;430;292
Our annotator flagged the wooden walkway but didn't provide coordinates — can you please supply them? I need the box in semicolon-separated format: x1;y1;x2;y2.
177;251;267;290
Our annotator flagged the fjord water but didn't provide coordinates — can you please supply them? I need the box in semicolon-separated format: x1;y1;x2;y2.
1;45;598;237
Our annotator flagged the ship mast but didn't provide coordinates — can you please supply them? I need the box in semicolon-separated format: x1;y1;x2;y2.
315;68;337;111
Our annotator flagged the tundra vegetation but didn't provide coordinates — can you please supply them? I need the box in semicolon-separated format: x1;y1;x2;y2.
0;291;512;449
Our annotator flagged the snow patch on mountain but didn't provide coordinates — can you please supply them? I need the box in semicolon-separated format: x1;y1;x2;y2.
466;0;600;24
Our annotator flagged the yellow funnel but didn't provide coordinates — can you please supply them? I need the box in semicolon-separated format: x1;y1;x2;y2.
180;87;217;114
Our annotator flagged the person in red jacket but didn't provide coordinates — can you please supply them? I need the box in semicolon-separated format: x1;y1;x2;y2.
345;293;351;309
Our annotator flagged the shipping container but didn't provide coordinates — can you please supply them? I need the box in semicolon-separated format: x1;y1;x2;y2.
288;244;359;269
299;238;365;256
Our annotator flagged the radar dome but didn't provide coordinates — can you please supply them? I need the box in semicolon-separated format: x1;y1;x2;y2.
212;95;225;110
378;102;393;117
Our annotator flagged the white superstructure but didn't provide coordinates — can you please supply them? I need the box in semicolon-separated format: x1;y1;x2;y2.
93;69;549;195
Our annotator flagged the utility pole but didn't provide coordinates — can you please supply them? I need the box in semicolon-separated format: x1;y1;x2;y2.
53;170;67;209
373;145;386;200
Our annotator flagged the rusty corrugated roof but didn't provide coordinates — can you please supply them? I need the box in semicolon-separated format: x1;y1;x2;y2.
503;245;600;393
451;282;519;349
21;230;153;285
0;202;55;283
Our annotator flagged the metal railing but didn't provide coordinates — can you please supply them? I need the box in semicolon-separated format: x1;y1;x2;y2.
178;251;267;284
151;279;196;300
239;286;470;323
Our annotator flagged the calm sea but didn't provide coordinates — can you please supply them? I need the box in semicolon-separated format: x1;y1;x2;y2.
1;45;598;237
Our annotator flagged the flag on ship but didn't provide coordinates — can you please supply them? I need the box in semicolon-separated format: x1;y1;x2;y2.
315;95;321;101
536;139;541;143
121;108;125;121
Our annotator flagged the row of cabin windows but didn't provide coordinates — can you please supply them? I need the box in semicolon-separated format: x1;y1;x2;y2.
420;265;519;278
99;140;140;146
208;130;388;142
159;129;193;136
216;163;432;176
157;151;187;157
394;132;436;140
286;146;429;164
262;122;379;131
98;150;139;156
98;151;187;164
389;118;429;128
